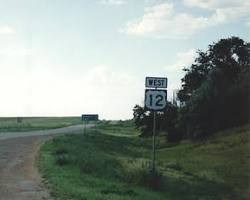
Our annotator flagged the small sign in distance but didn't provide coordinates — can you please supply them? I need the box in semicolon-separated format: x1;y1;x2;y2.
82;114;99;121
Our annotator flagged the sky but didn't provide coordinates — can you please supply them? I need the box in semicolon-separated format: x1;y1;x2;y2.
0;0;249;120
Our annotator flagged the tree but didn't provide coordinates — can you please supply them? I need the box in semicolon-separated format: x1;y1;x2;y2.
133;105;153;137
133;37;249;141
178;37;250;139
133;103;182;142
178;37;249;102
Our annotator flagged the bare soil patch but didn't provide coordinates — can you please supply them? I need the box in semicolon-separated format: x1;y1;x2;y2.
0;125;85;200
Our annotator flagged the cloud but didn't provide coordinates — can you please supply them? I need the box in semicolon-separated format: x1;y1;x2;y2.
165;49;196;72
124;2;210;39
123;1;250;39
183;0;246;10
85;65;133;87
246;20;250;27
98;0;126;5
164;49;197;98
0;47;32;57
190;0;250;24
0;26;15;34
0;59;142;119
30;64;142;119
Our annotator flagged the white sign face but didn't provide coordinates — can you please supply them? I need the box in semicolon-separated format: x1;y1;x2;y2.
145;89;167;111
145;77;168;88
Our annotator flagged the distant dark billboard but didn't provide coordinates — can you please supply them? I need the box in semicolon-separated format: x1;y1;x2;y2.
81;114;99;121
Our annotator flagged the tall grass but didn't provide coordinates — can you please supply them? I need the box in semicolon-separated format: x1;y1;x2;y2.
38;122;250;200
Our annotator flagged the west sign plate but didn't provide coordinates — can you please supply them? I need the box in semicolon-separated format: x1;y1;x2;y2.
145;77;168;88
144;89;167;111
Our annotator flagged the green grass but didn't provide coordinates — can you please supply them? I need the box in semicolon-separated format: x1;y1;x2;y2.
0;117;82;132
96;120;139;137
38;121;250;200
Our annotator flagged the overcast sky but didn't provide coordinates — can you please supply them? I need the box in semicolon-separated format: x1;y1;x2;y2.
0;0;249;119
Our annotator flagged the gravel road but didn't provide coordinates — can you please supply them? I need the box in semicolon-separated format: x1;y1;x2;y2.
0;124;87;200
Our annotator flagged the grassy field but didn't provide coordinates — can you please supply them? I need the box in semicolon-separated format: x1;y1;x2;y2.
38;121;250;200
0;117;82;132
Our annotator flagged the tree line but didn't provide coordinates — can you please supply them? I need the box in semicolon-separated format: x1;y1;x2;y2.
133;37;250;142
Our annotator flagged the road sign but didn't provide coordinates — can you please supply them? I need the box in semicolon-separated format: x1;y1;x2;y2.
144;89;167;111
81;114;99;121
145;77;168;88
144;76;168;172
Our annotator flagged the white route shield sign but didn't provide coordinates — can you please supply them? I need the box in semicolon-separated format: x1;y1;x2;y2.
144;89;167;111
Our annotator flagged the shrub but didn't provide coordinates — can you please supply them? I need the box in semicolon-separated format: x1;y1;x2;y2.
123;164;164;191
166;127;183;143
141;170;164;190
55;154;70;166
54;147;68;155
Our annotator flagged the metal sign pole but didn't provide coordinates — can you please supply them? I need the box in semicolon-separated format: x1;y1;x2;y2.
83;120;84;134
84;120;87;134
152;111;156;172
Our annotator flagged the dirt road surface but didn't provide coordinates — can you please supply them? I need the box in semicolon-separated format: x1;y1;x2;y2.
0;125;87;200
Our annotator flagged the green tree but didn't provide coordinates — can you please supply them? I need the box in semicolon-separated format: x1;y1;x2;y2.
133;37;249;141
133;104;153;136
178;37;249;102
178;37;250;139
133;103;182;142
